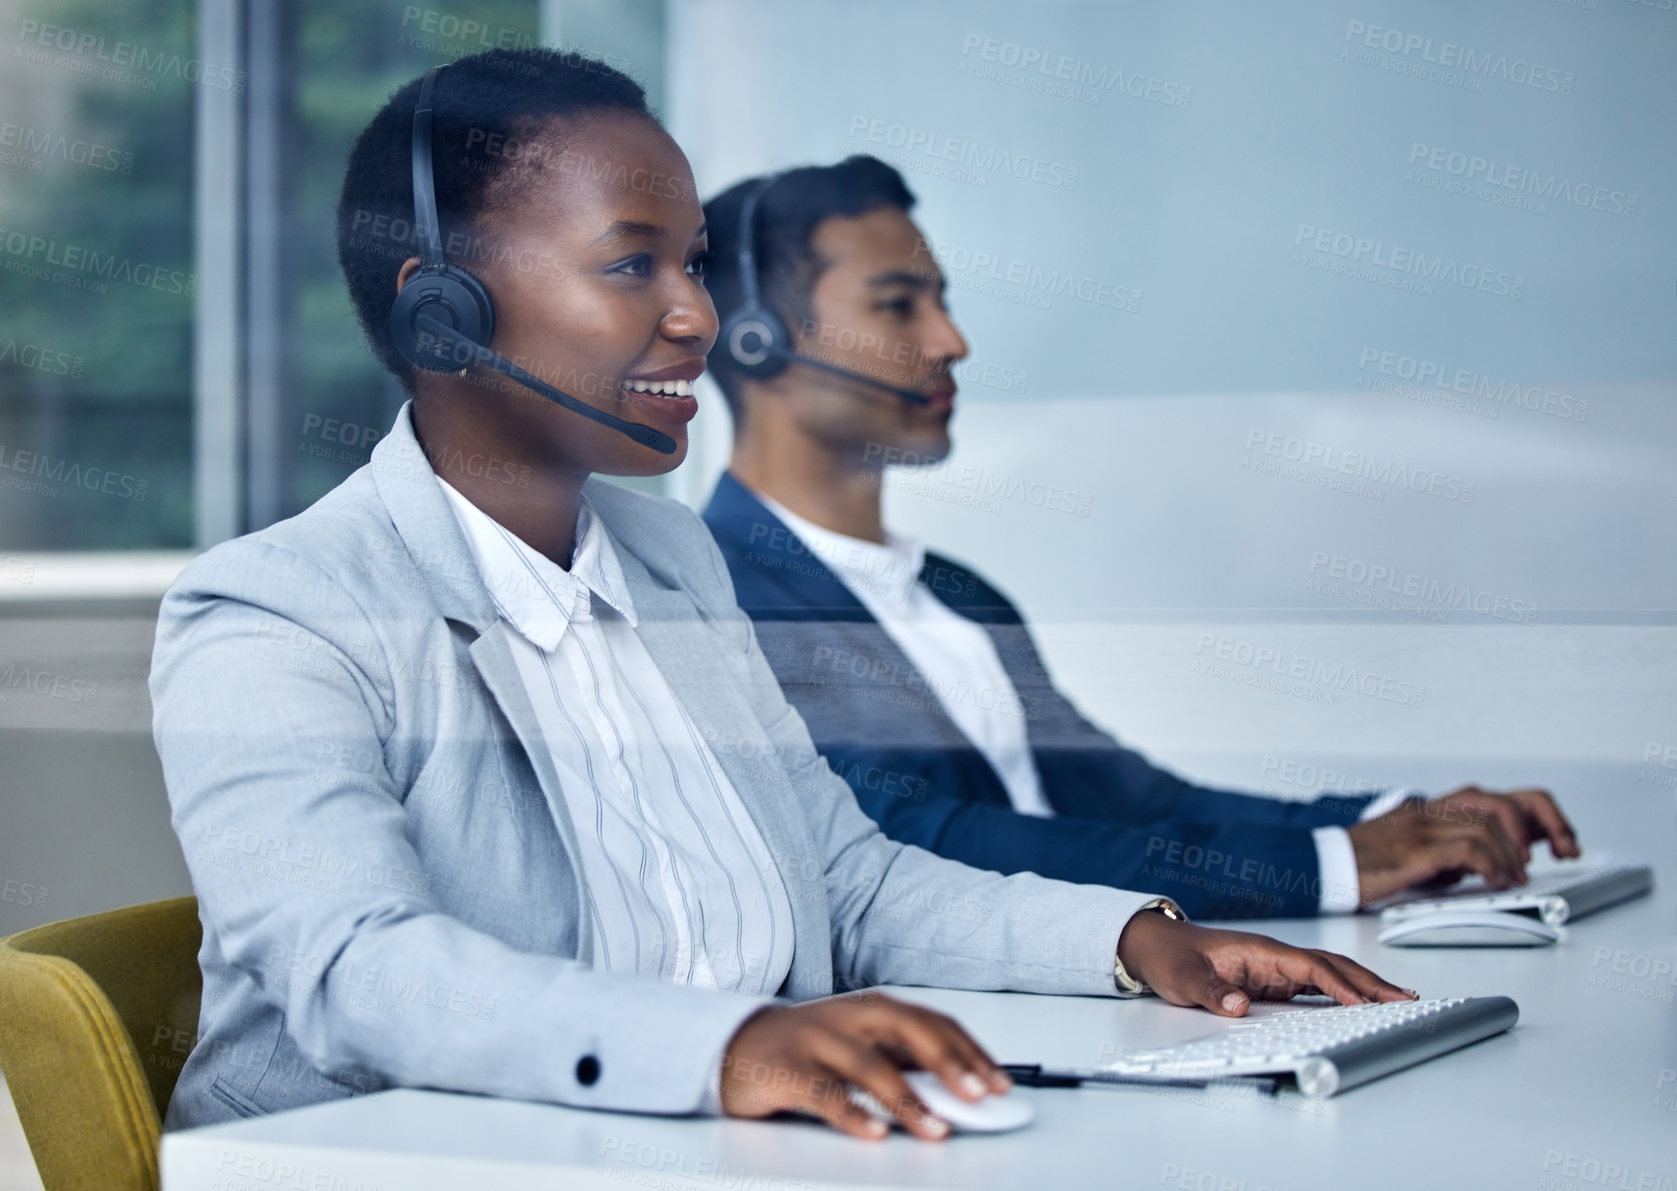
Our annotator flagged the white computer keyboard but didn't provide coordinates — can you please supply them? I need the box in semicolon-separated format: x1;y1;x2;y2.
1098;996;1519;1097
1379;862;1653;926
1502;864;1644;897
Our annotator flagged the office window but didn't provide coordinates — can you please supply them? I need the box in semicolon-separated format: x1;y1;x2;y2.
0;0;197;549
0;0;677;551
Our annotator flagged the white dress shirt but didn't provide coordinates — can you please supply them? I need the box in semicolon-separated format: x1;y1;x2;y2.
757;496;1415;914
436;476;795;1001
760;495;1055;818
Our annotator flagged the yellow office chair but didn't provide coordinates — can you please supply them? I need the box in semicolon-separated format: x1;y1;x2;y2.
0;897;202;1191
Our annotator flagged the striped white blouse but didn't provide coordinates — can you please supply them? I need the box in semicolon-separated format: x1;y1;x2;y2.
435;476;795;1000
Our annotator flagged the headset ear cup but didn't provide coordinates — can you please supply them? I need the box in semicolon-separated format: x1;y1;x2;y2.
389;264;497;372
721;307;791;380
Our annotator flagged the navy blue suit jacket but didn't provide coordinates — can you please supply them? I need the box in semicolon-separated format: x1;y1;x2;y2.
702;472;1373;918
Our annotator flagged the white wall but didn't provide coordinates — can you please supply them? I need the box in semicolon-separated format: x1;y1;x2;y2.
663;0;1677;778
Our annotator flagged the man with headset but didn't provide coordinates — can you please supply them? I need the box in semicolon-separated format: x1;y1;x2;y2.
699;155;1580;918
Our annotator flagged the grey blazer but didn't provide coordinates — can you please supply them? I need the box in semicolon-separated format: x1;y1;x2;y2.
151;403;1154;1131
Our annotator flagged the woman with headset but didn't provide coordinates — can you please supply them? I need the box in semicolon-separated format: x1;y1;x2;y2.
150;47;1412;1140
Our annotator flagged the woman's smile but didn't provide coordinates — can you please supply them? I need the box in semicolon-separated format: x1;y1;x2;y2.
616;377;700;423
617;355;707;420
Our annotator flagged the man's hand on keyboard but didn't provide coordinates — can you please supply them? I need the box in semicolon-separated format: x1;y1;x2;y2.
1116;912;1417;1017
1347;785;1581;905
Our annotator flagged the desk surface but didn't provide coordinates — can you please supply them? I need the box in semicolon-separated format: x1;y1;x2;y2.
163;775;1677;1191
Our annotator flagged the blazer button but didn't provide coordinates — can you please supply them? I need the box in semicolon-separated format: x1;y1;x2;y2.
576;1055;601;1086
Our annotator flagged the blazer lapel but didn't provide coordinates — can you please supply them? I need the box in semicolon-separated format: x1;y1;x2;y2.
369;402;501;632
921;555;1060;754
464;625;589;950
598;511;831;969
608;535;817;853
702;472;872;622
369;403;591;954
705;473;998;764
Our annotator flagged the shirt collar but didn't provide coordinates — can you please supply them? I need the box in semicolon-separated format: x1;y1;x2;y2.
756;493;925;611
435;474;638;651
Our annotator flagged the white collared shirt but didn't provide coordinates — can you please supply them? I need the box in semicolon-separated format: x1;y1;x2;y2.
758;495;1055;818
756;495;1412;913
435;476;796;996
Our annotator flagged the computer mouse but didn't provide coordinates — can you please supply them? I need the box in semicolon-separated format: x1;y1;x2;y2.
849;1070;1035;1134
1377;909;1559;947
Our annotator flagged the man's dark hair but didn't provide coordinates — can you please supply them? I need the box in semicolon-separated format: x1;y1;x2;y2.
701;155;915;422
337;48;655;393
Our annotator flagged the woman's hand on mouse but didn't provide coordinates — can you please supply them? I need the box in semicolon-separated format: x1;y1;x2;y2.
718;990;1012;1140
1117;912;1418;1016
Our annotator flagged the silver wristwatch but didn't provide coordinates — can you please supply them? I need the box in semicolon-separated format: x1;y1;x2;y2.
1113;897;1187;997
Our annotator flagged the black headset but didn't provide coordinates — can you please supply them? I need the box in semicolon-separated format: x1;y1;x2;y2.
387;65;676;454
718;173;929;405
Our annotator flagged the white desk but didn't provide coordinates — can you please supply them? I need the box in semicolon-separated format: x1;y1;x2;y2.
163;773;1677;1191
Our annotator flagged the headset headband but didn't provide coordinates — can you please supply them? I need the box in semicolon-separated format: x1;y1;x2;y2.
735;172;781;312
411;66;446;269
